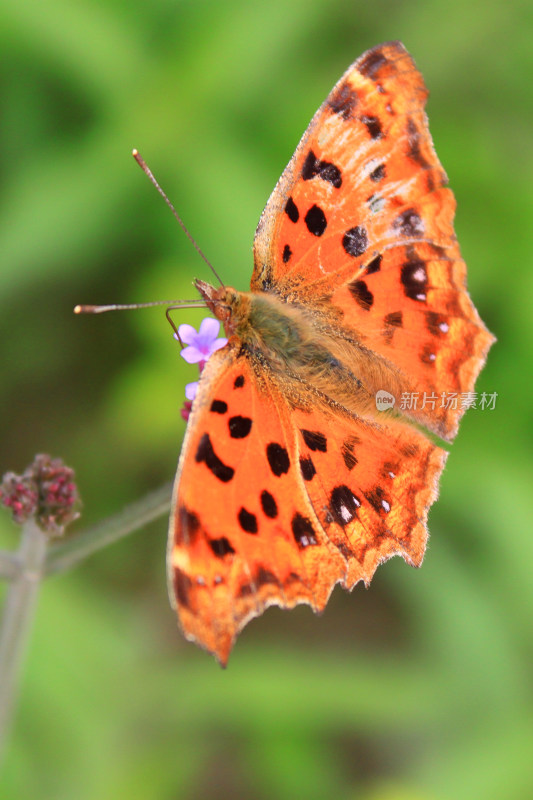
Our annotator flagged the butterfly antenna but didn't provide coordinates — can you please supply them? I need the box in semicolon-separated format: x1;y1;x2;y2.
74;299;208;347
132;149;225;288
74;300;206;314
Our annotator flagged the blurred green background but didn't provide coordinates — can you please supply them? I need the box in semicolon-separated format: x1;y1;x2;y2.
1;0;531;798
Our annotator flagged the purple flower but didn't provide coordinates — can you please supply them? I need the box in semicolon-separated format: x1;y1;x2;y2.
185;381;198;401
177;318;227;365
178;318;227;422
181;382;198;421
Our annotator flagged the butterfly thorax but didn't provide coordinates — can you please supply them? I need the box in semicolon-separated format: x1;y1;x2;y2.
197;278;341;360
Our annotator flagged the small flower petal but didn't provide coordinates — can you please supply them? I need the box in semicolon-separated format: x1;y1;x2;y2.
185;381;198;401
178;317;228;363
210;337;228;353
178;323;201;346
181;345;205;364
197;317;221;345
178;318;228;425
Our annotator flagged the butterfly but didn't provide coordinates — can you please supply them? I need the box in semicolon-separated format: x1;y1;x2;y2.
168;41;494;665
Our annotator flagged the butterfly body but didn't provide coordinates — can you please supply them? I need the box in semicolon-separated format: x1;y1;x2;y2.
169;42;494;665
198;279;424;427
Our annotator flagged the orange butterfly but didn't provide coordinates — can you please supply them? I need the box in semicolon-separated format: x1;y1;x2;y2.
169;41;494;665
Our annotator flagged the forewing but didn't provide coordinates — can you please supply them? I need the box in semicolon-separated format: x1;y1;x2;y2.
252;41;494;440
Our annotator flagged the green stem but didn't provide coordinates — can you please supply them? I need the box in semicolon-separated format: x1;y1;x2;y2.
0;553;21;581
0;482;172;759
0;519;48;760
45;482;172;576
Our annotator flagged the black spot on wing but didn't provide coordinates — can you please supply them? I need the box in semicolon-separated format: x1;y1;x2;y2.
343;226;368;257
317;162;342;188
266;443;290;476
229;415;252;439
209;536;236;558
302;150;342;188
420;344;437;366
301;151;320;180
426;311;450;336
260;490;278;519
328;81;358;120
330;485;361;526
370;163;386;182
394;208;424;238
177;506;201;545
285;197;299;223
282;244;292;263
291;513;317;548
234;375;245;389
365;486;391;516
304;205;327;236
360;115;382;139
300;456;316;482
173;568;193;609
301;429;327;452
407;118;430;168
195;433;234;483
401;253;428;302
348;279;374;310
238;507;258;534
365;254;382;274
341;438;358;470
401;442;420;459
384;311;403;327
382;461;398;481
256;566;279;587
358;47;388;79
210;400;228;414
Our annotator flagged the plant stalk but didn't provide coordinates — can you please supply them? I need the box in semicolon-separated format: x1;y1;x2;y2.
0;553;21;581
45;482;172;576
0;519;48;760
0;481;172;759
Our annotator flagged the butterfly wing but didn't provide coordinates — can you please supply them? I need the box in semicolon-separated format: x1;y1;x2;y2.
252;41;494;440
285;402;447;590
170;41;493;664
169;341;345;665
169;339;446;664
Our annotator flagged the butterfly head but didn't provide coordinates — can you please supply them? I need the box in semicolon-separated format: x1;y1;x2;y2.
194;279;247;337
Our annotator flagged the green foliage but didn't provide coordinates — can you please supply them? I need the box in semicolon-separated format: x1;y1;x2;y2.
1;0;532;797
